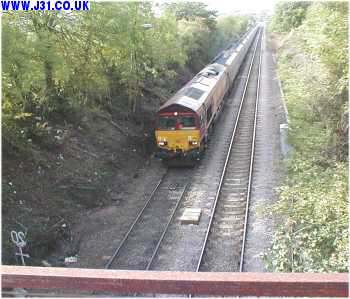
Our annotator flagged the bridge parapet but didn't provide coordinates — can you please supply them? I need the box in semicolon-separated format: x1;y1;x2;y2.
2;266;348;297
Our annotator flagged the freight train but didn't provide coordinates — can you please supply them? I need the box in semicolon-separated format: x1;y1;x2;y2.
155;26;260;163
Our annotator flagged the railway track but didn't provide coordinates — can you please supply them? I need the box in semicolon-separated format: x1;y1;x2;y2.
147;29;262;272
105;168;192;270
105;29;262;273
196;29;262;272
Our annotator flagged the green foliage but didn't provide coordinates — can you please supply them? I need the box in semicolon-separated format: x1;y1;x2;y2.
177;18;213;71
163;2;218;30
302;3;348;89
217;15;250;42
163;2;252;72
162;2;218;72
209;15;253;57
265;2;348;272
277;2;348;160
2;3;251;150
265;157;348;272
270;2;311;32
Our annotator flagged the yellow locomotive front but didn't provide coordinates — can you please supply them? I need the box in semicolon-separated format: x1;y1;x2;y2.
155;111;203;161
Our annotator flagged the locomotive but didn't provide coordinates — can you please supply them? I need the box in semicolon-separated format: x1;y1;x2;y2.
155;26;260;162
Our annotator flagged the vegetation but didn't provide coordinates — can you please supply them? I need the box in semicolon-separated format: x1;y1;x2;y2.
265;2;348;272
2;2;253;264
2;2;252;153
269;2;311;32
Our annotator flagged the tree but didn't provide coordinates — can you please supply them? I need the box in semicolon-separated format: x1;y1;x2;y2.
163;2;218;30
270;2;311;32
2;2;252;153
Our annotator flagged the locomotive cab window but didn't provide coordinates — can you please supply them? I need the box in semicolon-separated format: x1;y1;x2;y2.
158;115;196;130
158;116;177;130
178;116;196;129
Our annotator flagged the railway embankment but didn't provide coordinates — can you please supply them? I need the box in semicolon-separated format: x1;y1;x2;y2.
2;54;195;267
2;105;161;266
262;2;348;273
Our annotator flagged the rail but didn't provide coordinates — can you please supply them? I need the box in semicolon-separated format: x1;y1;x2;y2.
104;173;166;269
104;168;191;270
195;27;262;272
2;266;348;297
240;24;263;272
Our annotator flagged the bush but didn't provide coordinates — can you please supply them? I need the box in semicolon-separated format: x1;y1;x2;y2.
265;157;348;272
265;2;348;272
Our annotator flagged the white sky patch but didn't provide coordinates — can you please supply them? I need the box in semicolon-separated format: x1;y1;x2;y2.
152;0;276;16
202;0;276;15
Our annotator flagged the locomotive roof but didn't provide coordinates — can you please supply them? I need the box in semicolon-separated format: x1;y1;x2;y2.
159;63;226;113
158;26;259;114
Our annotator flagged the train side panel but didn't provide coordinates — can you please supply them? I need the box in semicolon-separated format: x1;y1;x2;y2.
225;26;259;87
207;72;230;125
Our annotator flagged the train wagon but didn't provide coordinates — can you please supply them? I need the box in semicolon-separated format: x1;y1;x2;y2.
155;26;260;162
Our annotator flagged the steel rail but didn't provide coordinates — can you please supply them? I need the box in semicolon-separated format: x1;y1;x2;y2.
104;171;167;269
239;26;263;273
146;182;189;270
195;29;262;273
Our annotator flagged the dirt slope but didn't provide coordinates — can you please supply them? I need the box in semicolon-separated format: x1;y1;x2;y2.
2;106;157;265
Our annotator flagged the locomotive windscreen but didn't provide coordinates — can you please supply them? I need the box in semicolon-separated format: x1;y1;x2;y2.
158;115;196;130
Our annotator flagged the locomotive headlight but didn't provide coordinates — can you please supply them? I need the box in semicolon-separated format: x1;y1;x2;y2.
189;140;198;146
158;140;167;146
